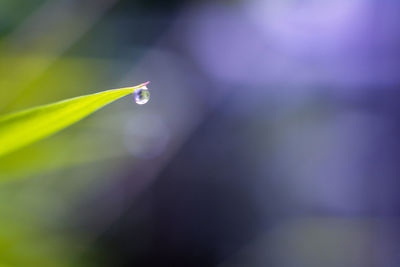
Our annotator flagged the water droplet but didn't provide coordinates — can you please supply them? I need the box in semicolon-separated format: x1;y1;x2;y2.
133;86;150;105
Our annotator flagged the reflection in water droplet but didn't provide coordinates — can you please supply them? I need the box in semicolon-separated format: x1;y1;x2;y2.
133;86;150;105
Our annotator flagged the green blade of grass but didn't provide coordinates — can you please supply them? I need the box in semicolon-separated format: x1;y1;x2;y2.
0;82;148;158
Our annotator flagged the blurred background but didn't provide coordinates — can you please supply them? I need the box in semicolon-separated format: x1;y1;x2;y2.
0;0;400;266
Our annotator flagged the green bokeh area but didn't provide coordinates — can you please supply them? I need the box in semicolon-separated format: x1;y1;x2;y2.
0;1;152;265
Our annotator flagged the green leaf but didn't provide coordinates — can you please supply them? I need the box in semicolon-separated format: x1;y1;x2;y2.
0;82;148;158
